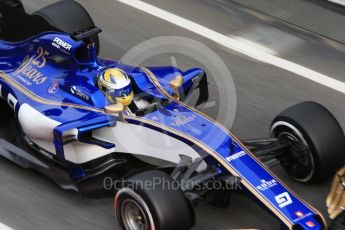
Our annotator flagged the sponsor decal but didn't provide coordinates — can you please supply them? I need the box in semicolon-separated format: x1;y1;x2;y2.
256;179;278;191
275;192;293;208
295;211;304;218
226;150;246;162
306;221;316;228
13;47;48;85
48;81;59;94
71;86;90;101
52;37;72;51
171;114;196;127
293;212;313;222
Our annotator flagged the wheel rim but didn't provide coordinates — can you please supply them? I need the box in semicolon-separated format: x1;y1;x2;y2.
271;121;315;182
115;188;155;230
121;199;149;230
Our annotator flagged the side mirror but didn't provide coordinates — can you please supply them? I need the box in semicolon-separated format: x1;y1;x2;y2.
105;103;126;122
105;103;124;114
169;75;184;100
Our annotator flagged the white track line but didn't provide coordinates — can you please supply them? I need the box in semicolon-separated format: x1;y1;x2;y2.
117;0;345;94
0;223;13;230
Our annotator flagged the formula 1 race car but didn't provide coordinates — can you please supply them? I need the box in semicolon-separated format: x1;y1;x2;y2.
0;1;344;230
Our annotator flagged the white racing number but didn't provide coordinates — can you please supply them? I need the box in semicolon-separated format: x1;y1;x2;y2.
0;83;18;110
7;93;18;110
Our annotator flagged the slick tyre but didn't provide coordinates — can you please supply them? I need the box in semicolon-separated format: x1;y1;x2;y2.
33;0;100;54
114;170;194;230
0;0;24;11
271;101;345;183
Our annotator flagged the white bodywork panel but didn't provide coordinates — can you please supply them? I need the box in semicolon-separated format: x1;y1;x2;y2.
93;122;202;165
18;103;60;140
18;104;202;165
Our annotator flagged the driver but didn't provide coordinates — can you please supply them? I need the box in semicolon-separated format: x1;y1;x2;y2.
98;68;134;106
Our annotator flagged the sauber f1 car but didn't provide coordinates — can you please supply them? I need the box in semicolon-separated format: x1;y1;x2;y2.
0;1;344;230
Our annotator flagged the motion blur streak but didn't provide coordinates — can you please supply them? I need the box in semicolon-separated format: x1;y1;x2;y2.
117;0;345;94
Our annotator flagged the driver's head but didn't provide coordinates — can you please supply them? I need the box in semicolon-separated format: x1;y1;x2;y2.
98;68;133;106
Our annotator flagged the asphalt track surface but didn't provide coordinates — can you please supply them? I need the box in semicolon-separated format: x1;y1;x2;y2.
0;0;345;229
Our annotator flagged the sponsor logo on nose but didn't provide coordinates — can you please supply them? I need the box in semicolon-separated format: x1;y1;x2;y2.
225;151;246;162
275;192;292;208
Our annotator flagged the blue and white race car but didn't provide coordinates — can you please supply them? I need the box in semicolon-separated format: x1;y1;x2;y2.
0;1;344;229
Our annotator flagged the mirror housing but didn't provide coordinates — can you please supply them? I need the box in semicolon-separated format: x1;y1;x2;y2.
169;75;184;100
104;103;124;114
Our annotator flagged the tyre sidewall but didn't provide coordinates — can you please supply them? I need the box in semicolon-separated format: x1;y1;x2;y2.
115;170;194;230
271;102;345;183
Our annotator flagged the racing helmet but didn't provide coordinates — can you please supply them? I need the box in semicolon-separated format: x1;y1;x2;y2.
98;68;134;106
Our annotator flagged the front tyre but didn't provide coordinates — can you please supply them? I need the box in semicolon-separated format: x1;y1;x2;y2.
271;101;345;183
115;170;194;230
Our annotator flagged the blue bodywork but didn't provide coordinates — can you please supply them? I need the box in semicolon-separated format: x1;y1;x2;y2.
0;32;325;229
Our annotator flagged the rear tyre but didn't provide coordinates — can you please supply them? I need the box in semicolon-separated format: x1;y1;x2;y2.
271;101;345;183
0;0;24;11
115;170;194;230
33;0;100;54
